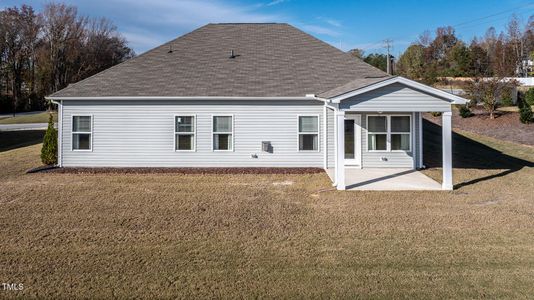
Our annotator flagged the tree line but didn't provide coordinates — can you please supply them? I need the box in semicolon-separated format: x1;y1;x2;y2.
351;14;534;84
0;3;134;114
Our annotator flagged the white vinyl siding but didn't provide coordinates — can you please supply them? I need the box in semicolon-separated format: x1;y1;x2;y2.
340;82;452;112
61;100;324;168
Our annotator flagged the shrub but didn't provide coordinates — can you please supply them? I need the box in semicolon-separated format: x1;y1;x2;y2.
41;114;58;165
459;105;473;118
464;78;519;119
500;87;514;106
430;112;442;117
519;98;533;124
525;87;534;106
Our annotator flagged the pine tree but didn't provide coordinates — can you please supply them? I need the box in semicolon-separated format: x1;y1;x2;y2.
519;98;533;124
459;104;473;118
40;113;58;165
525;88;534;106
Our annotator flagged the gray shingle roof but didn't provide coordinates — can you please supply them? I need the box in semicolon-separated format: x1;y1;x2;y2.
318;77;393;98
50;23;389;98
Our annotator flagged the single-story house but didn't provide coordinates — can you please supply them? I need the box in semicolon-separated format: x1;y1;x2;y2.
46;23;467;190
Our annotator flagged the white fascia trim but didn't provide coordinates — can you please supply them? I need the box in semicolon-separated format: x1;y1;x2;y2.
329;76;468;105
45;96;321;101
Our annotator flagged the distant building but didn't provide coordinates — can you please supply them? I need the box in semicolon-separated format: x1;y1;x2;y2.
517;59;533;77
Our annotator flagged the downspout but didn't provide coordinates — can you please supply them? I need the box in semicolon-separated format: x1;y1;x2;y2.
310;95;338;186
51;99;62;167
323;104;327;170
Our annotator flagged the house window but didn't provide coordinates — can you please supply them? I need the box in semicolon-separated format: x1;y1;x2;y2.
175;115;195;151
298;115;319;151
213;115;233;151
72;115;92;151
367;115;411;152
391;116;411;151
367;116;387;151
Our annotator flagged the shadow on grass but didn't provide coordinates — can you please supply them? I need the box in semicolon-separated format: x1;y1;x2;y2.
423;119;534;189
0;130;44;152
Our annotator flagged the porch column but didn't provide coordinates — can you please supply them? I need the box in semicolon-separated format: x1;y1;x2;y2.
336;111;345;190
442;111;453;190
418;112;423;168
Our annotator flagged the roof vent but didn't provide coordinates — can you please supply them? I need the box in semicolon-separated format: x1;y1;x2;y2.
168;44;173;53
229;49;239;59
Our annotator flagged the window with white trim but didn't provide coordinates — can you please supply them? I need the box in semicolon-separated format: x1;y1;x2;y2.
298;116;319;151
213;116;233;151
367;115;411;152
72;115;92;151
175;116;195;151
390;116;411;151
367;116;387;151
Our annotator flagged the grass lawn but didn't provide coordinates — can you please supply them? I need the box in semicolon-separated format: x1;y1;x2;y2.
0;130;533;298
498;105;534;113
0;111;57;124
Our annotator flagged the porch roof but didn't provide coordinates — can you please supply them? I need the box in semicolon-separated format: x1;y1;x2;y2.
322;76;468;105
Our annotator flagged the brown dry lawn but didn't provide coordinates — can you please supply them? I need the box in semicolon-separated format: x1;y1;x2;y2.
0;128;534;298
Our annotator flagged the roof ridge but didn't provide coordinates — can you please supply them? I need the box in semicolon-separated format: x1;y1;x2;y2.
209;22;286;25
283;24;388;77
48;23;393;98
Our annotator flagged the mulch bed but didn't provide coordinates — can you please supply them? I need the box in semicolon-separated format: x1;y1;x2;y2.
38;167;325;175
425;108;534;146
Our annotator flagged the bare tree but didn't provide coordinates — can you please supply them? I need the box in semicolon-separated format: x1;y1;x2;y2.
2;7;26;115
506;14;523;75
19;5;41;110
40;3;86;93
418;30;432;47
0;3;134;113
464;78;519;119
348;48;365;60
80;17;134;79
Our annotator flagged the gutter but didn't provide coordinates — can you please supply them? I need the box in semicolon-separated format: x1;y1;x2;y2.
44;95;323;101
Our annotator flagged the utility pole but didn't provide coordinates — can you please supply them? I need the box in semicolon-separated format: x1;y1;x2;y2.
384;39;393;74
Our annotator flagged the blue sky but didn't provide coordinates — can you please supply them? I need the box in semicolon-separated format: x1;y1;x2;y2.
3;0;534;56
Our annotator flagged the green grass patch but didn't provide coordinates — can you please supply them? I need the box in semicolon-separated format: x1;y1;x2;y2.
0;111;57;124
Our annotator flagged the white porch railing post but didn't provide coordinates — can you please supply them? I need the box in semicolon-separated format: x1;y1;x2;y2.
336;111;346;190
442;111;453;190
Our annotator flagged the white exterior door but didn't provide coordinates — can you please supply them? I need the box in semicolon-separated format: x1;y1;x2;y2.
344;114;361;166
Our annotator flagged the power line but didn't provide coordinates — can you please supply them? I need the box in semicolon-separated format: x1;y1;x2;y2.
453;2;534;28
353;2;534;53
455;8;534;31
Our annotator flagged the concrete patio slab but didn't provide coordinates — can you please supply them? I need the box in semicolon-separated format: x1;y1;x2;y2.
327;168;442;191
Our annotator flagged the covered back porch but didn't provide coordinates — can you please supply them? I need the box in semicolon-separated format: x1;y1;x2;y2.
321;77;467;191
